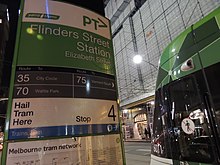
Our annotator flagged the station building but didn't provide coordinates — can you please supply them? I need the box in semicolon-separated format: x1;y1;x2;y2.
104;0;220;140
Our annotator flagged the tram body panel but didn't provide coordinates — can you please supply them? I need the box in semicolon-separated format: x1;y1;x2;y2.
151;7;220;165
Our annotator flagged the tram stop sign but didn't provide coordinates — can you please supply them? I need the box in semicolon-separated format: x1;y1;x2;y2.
2;0;125;164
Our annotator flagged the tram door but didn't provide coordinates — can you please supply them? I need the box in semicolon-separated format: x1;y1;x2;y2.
168;73;220;164
168;22;220;164
192;20;220;164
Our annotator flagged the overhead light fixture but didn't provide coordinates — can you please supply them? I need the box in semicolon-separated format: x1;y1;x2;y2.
133;54;142;64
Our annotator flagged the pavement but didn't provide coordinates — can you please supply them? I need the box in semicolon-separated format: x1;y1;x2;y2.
124;141;151;165
124;138;151;143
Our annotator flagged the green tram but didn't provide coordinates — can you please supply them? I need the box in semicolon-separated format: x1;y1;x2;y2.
151;7;220;165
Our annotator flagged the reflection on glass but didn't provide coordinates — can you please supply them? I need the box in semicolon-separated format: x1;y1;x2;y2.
169;76;214;162
152;74;217;163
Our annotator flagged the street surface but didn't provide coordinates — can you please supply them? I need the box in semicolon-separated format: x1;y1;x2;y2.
124;141;151;165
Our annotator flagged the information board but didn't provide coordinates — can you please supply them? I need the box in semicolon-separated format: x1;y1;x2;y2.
8;0;117;139
3;0;124;164
9;66;119;139
6;134;123;164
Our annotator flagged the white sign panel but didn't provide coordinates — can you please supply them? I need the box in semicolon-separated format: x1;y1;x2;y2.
6;134;123;165
22;0;111;39
10;98;118;128
9;98;119;139
181;118;195;134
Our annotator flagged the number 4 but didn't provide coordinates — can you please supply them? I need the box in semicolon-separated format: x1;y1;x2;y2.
108;105;116;121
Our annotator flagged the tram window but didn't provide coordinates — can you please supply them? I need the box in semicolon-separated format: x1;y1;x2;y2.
168;76;214;163
205;62;220;132
152;88;171;158
169;78;201;113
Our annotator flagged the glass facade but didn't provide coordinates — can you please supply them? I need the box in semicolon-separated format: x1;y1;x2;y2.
105;0;220;107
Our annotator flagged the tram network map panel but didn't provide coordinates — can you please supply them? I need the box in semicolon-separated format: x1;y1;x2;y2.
2;0;124;164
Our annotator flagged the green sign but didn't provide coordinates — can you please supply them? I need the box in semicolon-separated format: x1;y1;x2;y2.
16;0;115;75
18;23;114;75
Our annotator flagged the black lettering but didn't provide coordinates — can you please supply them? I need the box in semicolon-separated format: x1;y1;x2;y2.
13;119;32;125
76;116;80;122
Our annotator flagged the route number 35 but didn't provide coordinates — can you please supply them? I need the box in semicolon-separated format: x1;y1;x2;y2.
16;74;30;96
17;74;30;83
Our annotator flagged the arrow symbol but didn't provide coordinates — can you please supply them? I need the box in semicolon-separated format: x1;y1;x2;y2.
98;18;107;28
112;82;115;88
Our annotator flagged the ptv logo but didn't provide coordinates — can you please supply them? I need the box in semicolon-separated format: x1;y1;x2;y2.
83;16;108;30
